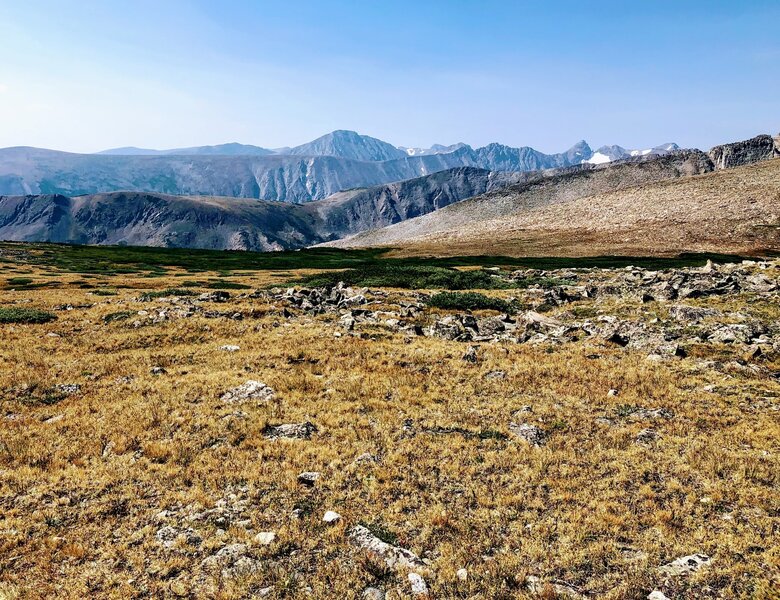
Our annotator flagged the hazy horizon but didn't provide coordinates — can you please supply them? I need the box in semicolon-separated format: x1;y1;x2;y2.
1;0;778;154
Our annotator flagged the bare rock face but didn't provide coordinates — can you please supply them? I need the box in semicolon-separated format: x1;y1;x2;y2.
774;132;780;157
708;134;776;170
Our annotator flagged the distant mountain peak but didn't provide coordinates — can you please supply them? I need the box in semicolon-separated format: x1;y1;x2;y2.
288;130;407;161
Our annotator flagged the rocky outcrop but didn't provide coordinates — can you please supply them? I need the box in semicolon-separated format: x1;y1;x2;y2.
708;134;777;170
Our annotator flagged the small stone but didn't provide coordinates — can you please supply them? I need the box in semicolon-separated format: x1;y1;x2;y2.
253;531;276;546
150;366;167;376
484;370;506;380
607;388;619;397
509;422;547;446
263;421;317;440
636;428;659;445
456;568;468;581
220;380;275;404
219;345;240;352
354;452;377;465
362;587;385;600
297;471;320;486
408;573;428;596
462;345;478;363
659;553;711;577
648;592;670;600
323;510;341;524
43;414;64;424
348;525;424;570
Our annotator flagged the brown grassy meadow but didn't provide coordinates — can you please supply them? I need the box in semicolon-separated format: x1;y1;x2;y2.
0;252;778;599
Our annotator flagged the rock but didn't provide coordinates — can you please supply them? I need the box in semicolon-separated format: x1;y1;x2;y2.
150;366;167;376
43;414;64;424
156;526;202;549
659;553;712;577
607;389;619;397
429;317;467;341
348;525;425;570
456;568;468;582
253;531;276;546
462;345;479;363
708;134;777;169
484;370;506;380
323;511;342;524
263;421;318;440
54;384;81;395
648;591;670;600
668;304;720;323
635;428;659;445
477;316;506;336
628;408;674;421
201;543;259;579
297;471;320;486
197;291;230;303
340;314;356;331
408;573;428;596
219;345;240;352
220;380;275;404
525;575;586;599
362;587;385;600
354;452;377;465
509;422;547;446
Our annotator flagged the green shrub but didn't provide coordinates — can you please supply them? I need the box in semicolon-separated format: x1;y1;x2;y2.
6;277;34;286
296;265;514;290
91;289;118;296
103;311;134;323
204;280;251;290
0;307;57;324
426;292;512;312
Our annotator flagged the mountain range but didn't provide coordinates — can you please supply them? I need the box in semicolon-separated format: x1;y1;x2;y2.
0;130;680;203
0;132;777;256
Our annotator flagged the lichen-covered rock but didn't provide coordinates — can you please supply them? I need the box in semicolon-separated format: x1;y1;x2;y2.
659;553;712;576
220;380;275;404
263;421;318;440
508;422;547;446
348;525;425;570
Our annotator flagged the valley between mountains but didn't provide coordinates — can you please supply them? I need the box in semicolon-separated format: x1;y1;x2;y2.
0;131;778;257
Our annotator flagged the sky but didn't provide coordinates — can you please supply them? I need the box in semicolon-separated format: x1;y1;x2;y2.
0;0;778;154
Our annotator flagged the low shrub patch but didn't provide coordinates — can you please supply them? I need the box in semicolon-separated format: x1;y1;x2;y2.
296;265;514;290
0;307;57;324
103;311;134;323
425;292;512;312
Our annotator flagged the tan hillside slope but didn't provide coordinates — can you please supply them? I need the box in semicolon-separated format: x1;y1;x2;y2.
329;157;780;257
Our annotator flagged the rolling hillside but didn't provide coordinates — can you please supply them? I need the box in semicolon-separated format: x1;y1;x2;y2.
328;157;780;257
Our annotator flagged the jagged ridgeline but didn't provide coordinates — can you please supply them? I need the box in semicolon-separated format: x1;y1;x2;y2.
0;131;778;253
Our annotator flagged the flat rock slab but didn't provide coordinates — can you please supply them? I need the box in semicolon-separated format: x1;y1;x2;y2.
262;421;318;440
349;525;425;571
220;381;275;404
659;553;712;577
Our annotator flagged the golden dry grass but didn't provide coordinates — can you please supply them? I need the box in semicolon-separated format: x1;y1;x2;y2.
0;260;778;599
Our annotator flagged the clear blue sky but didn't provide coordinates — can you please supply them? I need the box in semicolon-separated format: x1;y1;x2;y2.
1;0;778;153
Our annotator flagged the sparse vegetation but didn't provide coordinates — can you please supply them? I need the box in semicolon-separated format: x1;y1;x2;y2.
426;291;512;312
296;264;515;290
0;242;777;599
0;307;56;323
